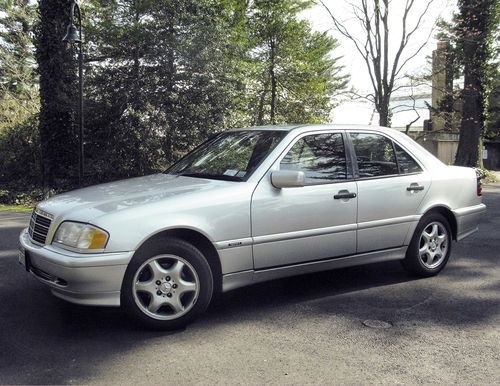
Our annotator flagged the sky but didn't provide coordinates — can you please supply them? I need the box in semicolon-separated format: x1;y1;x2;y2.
302;0;456;92
301;0;457;126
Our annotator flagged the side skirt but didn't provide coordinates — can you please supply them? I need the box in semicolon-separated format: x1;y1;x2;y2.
222;247;407;292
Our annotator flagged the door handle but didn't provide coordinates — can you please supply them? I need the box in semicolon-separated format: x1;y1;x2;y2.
334;190;357;199
407;183;424;192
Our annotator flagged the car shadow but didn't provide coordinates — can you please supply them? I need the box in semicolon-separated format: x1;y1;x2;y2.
201;252;499;328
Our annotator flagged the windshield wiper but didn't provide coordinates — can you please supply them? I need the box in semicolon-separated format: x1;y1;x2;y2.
175;172;243;182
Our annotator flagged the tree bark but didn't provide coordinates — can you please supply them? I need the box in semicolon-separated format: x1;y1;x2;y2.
455;38;481;166
269;39;277;125
378;96;390;127
36;0;78;192
453;0;495;167
256;77;269;126
164;25;176;164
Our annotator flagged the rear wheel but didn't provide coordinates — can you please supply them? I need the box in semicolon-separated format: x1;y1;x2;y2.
121;238;213;330
401;213;452;277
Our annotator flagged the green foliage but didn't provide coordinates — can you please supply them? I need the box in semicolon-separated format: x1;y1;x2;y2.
0;1;41;204
0;0;39;130
0;116;43;205
486;71;500;139
245;0;347;125
0;0;347;202
485;39;500;139
81;0;244;183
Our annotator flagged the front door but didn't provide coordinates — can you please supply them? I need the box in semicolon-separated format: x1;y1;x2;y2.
251;131;358;269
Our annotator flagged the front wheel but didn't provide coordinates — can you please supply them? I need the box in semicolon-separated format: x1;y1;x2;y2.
401;213;452;277
121;238;213;330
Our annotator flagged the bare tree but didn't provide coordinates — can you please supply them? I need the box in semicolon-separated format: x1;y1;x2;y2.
319;0;435;127
393;75;429;134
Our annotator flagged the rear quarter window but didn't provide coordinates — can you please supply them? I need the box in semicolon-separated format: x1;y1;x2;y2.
394;143;423;174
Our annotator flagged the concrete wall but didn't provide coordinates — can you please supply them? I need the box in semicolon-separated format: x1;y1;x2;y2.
413;134;500;170
415;132;459;165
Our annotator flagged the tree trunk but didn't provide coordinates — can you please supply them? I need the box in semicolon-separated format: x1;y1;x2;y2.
256;77;269;126
164;22;176;164
454;38;481;167
269;39;277;125
378;100;390;127
132;4;140;110
36;0;78;192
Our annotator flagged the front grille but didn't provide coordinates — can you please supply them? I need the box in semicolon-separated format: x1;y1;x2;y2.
28;209;53;245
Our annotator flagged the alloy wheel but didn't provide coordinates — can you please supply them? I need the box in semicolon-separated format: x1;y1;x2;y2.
132;254;200;320
418;221;449;269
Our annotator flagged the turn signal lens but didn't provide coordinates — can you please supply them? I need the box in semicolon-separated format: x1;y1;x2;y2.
53;222;109;251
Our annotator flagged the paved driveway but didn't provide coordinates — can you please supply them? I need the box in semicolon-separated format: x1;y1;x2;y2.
0;185;499;384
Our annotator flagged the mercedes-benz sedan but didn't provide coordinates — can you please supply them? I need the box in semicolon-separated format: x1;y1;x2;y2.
19;125;486;329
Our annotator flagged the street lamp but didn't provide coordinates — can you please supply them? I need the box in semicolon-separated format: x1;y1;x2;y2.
62;0;84;187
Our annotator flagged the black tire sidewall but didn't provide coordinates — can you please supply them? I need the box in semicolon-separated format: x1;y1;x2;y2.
403;213;452;277
121;237;213;330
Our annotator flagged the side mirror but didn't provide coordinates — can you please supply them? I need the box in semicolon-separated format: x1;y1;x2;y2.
271;170;305;188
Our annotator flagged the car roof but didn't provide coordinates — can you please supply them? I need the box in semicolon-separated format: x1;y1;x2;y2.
230;124;398;133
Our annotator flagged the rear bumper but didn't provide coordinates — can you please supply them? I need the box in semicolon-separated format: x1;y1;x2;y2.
19;229;134;306
453;203;487;241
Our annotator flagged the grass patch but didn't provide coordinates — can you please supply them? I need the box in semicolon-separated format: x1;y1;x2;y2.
0;204;33;212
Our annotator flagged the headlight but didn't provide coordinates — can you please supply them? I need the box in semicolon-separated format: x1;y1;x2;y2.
53;222;109;251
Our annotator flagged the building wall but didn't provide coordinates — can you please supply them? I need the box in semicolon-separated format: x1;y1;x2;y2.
415;132;460;166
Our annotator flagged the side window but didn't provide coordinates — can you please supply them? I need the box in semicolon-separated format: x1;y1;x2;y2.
350;133;398;178
395;143;422;174
280;133;347;184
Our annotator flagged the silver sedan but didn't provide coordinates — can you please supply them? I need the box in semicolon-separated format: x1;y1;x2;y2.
19;125;486;329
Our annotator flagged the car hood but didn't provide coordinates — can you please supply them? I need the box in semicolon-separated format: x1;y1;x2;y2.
37;173;237;223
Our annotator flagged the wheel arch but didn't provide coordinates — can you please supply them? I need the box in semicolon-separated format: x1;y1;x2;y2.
134;228;223;293
422;206;458;240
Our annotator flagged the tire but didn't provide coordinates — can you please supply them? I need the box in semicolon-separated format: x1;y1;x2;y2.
121;237;213;330
401;213;452;277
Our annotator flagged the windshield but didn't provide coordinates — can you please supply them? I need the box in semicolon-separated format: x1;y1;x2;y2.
167;130;287;181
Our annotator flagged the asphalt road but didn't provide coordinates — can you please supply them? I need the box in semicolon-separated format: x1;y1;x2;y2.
0;185;499;385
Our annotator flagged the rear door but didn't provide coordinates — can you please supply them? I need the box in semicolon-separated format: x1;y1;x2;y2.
349;131;431;253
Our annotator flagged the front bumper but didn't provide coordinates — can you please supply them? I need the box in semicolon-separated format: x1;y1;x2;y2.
19;229;134;306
